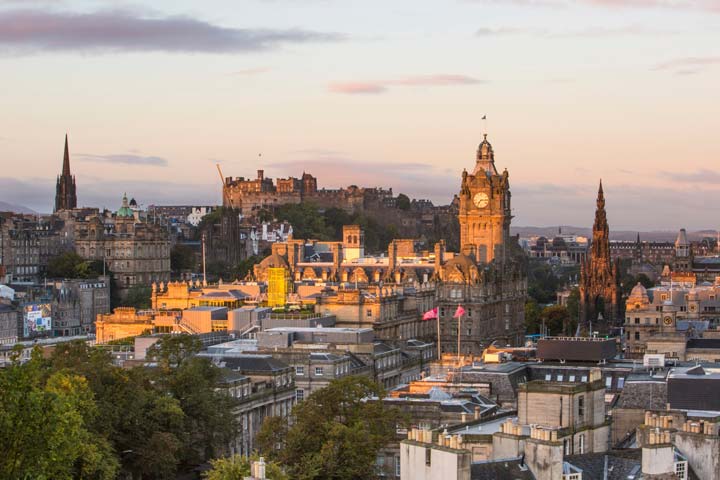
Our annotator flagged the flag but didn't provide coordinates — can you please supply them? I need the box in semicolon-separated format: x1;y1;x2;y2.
422;307;438;321
453;306;466;318
481;115;486;120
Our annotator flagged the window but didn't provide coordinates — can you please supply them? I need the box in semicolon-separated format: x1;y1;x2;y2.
295;389;304;401
618;377;625;389
557;374;564;382
366;309;373;318
545;374;552;381
605;377;613;389
578;395;585;419
295;366;304;376
634;318;640;324
578;434;585;454
315;367;324;376
563;438;571;455
569;375;575;382
395;455;401;477
635;332;640;341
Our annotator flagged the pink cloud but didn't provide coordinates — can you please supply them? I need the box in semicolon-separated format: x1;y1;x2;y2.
328;82;387;94
653;56;720;74
329;74;482;94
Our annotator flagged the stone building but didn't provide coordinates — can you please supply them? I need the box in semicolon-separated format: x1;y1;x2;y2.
215;356;295;457
54;134;77;213
249;137;527;353
0;213;70;284
579;181;620;332
0;303;20;344
74;194;171;297
436;135;527;353
624;277;720;359
50;277;110;336
222;169;393;217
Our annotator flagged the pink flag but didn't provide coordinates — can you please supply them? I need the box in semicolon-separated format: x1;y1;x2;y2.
453;306;466;318
422;307;438;321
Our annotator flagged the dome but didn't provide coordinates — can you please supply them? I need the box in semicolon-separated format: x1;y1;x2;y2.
259;252;289;269
116;193;134;218
477;134;494;161
443;253;480;284
628;282;649;303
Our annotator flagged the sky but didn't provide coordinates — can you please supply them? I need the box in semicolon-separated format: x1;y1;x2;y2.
0;0;718;230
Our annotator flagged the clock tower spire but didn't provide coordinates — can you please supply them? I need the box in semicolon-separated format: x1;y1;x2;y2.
458;135;511;263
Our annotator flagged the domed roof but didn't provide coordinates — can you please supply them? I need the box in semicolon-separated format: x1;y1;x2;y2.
116;193;134;218
259;252;289;269
628;282;649;303
443;253;480;284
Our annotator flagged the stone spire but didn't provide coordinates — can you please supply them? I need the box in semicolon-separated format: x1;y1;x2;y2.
579;179;620;332
54;133;77;212
473;134;498;175
62;133;71;176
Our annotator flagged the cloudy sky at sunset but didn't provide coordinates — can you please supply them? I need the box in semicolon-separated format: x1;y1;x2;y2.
1;0;718;229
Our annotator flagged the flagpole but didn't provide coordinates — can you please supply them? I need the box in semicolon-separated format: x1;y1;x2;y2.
437;313;441;361
457;312;462;367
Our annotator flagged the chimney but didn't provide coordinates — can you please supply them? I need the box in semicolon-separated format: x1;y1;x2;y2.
642;429;675;477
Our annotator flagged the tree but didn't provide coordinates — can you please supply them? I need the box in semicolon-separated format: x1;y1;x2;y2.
396;193;411;211
566;287;580;325
122;285;152;309
171;244;196;272
0;348;119;480
203;454;288;480
47;251;104;279
540;305;573;336
257;376;400;480
524;300;542;334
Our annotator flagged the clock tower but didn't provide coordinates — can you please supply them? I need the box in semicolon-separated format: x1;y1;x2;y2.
458;135;512;263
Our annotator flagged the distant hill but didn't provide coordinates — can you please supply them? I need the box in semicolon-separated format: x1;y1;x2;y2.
511;226;717;242
0;201;39;215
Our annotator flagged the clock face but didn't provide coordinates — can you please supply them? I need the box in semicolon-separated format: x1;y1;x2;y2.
473;192;489;209
663;316;673;326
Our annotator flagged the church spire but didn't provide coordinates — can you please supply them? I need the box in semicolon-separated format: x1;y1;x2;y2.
54;133;77;212
62;133;71;176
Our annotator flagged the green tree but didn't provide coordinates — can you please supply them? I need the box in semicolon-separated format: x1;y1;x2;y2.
148;335;238;465
122;285;152;309
396;193;411;211
524;300;542;334
0;348;118;480
203;454;288;480
540;305;573;336
48;251;104;279
566;287;580;325
257;376;400;480
171;244;196;272
527;261;560;304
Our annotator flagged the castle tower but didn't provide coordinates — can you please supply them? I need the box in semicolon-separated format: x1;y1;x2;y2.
457;134;512;263
54;134;77;212
579;181;620;332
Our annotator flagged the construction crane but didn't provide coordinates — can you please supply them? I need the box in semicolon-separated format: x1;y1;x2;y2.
216;163;235;209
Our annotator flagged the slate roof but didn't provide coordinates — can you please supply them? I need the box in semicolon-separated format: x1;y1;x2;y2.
687;338;720;349
220;355;289;373
565;450;700;480
470;459;534;480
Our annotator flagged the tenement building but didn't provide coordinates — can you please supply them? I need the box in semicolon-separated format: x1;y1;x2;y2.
74;194;170;297
579;181;620;332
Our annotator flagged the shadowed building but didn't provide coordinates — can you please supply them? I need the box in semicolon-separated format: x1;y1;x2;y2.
579;181;620;332
54;134;77;213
